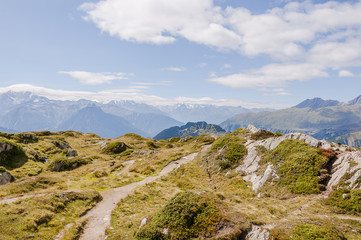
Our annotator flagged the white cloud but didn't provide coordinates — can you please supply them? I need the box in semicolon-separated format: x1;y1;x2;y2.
0;84;287;108
161;67;187;72
80;0;361;89
59;71;129;85
338;70;355;77
209;63;328;88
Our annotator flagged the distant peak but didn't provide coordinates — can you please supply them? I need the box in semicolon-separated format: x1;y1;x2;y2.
294;97;340;109
348;95;361;105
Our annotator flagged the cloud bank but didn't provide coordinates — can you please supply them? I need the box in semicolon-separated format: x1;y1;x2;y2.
0;84;286;108
80;0;361;89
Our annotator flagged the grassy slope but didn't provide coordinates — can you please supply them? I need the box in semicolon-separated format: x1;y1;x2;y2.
0;129;361;239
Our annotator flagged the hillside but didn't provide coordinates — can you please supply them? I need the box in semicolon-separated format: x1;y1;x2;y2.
1;127;361;239
153;121;226;140
221;96;361;146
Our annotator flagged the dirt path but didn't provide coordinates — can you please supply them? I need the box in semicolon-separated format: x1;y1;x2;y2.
0;193;49;205
77;151;199;240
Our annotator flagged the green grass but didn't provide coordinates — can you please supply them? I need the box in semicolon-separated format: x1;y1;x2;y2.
0;190;101;240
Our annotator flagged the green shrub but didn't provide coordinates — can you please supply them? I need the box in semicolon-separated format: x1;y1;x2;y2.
261;139;328;194
326;188;361;214
211;134;245;152
146;141;158;149
291;223;346;240
0;166;6;172
224;142;247;163
136;192;222;239
0;138;27;169
250;129;277;140
103;141;128;154
195;135;215;144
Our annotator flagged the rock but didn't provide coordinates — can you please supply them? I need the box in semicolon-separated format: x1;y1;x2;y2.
53;141;71;150
246;225;272;240
327;151;361;189
66;149;78;157
0;171;15;185
0;141;14;152
32;152;48;163
139;218;147;229
52;162;64;172
247;125;260;134
15;133;38;143
237;132;331;192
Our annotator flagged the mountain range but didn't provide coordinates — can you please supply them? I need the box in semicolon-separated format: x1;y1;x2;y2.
221;95;361;146
0;91;263;138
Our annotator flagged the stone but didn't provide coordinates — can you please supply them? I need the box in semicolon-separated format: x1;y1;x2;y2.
0;171;15;185
0;141;13;152
53;141;71;150
66;149;78;157
246;225;272;240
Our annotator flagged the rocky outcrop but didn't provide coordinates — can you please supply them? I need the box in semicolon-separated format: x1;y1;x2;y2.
0;141;14;152
0;171;14;185
237;132;332;192
327;151;361;189
246;225;272;240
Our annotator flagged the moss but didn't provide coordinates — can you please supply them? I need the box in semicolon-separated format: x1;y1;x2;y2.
136;192;223;239
261;139;328;194
326;188;361;214
0;166;6;172
291;223;346;240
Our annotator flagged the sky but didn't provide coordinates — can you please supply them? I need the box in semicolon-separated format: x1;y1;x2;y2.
1;0;361;108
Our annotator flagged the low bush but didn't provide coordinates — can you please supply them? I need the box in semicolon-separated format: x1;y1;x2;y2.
326;188;361;214
48;157;91;172
250;129;277;140
0;138;27;169
261;139;328;194
291;223;346;240
103;141;129;154
136;192;222;239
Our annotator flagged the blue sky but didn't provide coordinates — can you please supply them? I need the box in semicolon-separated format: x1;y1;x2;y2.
1;0;361;108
